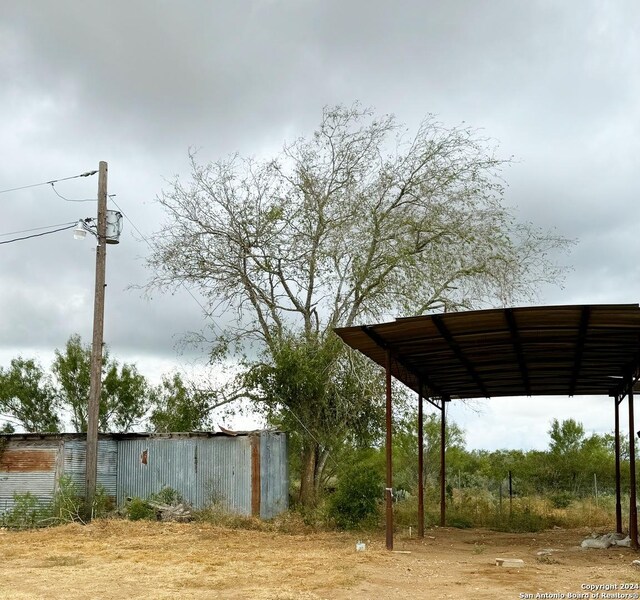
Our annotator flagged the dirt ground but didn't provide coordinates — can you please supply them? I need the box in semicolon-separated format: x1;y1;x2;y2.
0;520;639;599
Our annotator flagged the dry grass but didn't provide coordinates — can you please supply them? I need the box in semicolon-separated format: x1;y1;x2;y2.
2;518;640;599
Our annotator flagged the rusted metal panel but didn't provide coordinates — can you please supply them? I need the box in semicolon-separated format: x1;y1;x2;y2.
251;435;261;517
0;439;60;515
259;432;288;519
0;448;56;472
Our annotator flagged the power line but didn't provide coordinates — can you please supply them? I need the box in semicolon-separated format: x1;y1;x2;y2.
0;221;77;238
0;223;76;245
108;196;223;335
50;182;96;203
0;170;98;195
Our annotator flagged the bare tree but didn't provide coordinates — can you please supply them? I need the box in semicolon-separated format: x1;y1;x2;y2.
147;104;572;505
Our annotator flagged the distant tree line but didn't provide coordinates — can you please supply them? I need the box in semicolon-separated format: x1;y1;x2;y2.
0;334;221;434
385;413;634;499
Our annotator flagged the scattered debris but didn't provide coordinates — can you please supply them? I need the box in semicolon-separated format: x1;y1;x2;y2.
632;560;640;567
391;550;411;554
147;501;192;522
615;536;631;548
496;558;524;568
356;541;366;552
536;554;560;565
536;548;560;556
581;532;633;549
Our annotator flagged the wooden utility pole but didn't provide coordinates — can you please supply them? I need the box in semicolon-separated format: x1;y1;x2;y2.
85;160;108;519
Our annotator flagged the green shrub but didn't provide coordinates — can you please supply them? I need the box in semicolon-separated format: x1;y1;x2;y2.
447;512;475;529
53;475;83;522
490;505;552;532
125;497;157;521
3;492;50;528
328;464;383;530
92;485;114;518
549;491;573;509
148;486;184;506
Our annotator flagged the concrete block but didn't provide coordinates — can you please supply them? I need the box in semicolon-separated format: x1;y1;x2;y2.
495;558;525;568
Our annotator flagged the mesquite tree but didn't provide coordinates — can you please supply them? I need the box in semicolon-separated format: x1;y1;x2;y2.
147;104;571;506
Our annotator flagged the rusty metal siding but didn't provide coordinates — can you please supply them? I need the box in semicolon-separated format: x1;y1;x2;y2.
63;439;118;501
116;436;253;514
1;431;288;519
0;439;61;515
259;432;288;519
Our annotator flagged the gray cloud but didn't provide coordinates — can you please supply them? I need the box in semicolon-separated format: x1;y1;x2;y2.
1;0;639;446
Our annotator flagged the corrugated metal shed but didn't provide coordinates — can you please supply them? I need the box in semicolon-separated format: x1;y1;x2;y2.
260;431;288;519
0;431;288;519
116;432;288;516
63;439;118;502
0;434;117;515
0;438;61;514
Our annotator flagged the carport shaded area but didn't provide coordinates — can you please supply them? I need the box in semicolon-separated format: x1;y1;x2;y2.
335;304;640;550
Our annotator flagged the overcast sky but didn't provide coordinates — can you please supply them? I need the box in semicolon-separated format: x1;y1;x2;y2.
1;1;639;450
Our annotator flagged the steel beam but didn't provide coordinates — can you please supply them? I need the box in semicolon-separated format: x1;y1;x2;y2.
385;348;393;551
569;306;590;396
615;395;622;534
629;378;638;549
432;316;490;397
418;382;424;538
505;308;531;396
440;396;448;527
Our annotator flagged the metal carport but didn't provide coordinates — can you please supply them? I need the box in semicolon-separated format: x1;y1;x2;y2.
335;304;640;550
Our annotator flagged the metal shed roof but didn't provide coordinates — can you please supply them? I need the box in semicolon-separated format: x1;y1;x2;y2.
335;304;640;399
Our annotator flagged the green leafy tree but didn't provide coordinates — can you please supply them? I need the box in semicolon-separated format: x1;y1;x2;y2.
149;373;213;432
52;334;150;433
0;422;15;434
392;409;465;493
245;334;384;503
549;418;585;454
147;104;572;506
0;358;60;432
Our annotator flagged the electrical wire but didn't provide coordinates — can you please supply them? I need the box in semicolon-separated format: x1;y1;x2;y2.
0;221;77;238
0;170;98;195
50;182;96;203
108;196;223;335
0;223;76;245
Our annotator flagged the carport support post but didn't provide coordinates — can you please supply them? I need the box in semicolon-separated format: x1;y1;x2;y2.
628;380;638;549
385;348;394;550
417;382;424;538
440;396;449;527
615;395;622;534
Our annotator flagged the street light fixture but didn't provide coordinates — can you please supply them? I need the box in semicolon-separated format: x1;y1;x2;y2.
73;220;88;240
74;213;122;244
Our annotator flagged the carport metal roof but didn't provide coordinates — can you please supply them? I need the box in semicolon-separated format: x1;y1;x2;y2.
335;303;640;551
335;304;640;400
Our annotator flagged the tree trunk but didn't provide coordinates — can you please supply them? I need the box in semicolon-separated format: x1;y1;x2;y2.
299;442;319;507
314;447;331;498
